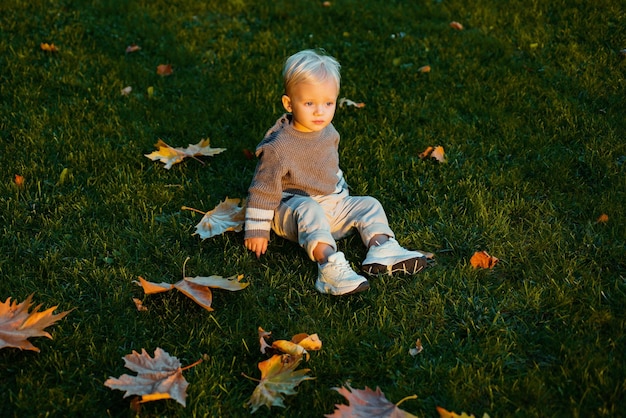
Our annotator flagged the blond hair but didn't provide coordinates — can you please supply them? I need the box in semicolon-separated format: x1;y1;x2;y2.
283;49;341;94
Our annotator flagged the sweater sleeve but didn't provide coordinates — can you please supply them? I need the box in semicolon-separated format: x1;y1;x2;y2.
244;145;285;240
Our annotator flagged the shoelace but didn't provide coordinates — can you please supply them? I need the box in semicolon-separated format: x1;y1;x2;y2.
330;259;356;278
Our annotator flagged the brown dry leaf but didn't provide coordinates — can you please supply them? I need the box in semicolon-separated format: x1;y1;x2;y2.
437;406;490;418
339;97;366;108
291;333;322;352
0;294;71;352
418;65;431;73
419;145;447;163
40;42;59;52
104;347;201;407
173;280;214;311
156;64;173;76
450;21;464;30
246;354;314;413
470;251;499;269
188;198;246;239
134;276;174;294
326;384;418;417
145;139;226;169
121;86;132;96
597;213;609;223
419;146;434;159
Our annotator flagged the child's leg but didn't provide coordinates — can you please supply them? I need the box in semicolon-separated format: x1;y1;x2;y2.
329;195;395;246
271;195;337;261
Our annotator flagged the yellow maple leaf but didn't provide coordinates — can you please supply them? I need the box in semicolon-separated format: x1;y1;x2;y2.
144;139;226;169
0;294;71;352
246;354;314;413
437;406;491;418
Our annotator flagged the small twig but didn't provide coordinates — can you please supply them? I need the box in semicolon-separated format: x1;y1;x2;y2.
181;357;204;372
241;372;261;383
396;394;418;407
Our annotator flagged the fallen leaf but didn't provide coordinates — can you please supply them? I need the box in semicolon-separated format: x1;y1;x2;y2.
417;65;431;73
133;298;148;312
419;146;434;159
437;406;491;418
14;174;25;188
185;274;249;291
258;329;322;359
246;354;314;413
409;338;423;356
470;251;499;269
121;86;133;96
258;326;273;354
104;347;201;407
323;1;332;6
339;97;366;108
40;42;59;52
0;294;71;352
144;138;226;169
243;148;255;160
126;44;141;53
291;333;322;352
186;198;245;239
449;21;464;30
156;64;173;76
326;384;418;417
134;276;174;294
597;213;609;223
430;146;447;163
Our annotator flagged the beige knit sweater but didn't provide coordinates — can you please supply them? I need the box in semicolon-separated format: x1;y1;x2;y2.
244;114;348;240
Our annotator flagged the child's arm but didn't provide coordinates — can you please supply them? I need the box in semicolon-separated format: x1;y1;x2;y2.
245;237;268;259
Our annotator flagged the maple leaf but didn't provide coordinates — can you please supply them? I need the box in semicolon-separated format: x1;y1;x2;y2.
339;97;366;108
470;251;499;269
184;198;246;240
144;139;226;169
0;294;71;352
326;384;418;418
104;347;201;407
257;328;322;360
437;406;491;418
246;354;314;413
134;263;248;312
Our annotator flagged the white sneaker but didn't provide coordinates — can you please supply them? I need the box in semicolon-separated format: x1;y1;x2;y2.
362;238;431;276
315;252;370;295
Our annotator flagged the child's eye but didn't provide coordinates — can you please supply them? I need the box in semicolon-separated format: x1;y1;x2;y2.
326;102;335;106
305;102;313;106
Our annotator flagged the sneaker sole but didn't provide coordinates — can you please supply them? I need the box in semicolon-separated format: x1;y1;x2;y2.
315;279;370;296
362;257;430;276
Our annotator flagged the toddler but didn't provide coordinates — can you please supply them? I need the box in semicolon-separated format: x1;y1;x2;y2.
244;49;432;295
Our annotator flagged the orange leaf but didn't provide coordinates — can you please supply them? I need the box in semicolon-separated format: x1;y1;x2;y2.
597;213;609;223
246;354;313;413
409;338;423;356
0;294;71;352
449;21;464;30
470;251;499;269
291;333;322;351
104;348;198;407
14;174;25;188
173;280;214;312
418;65;431;73
134;276;174;294
430;146;447;163
132;298;148;312
40;42;59;52
156;64;173;76
437;406;490;418
419;146;434;159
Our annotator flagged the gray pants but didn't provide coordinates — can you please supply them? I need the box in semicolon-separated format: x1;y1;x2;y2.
271;189;394;261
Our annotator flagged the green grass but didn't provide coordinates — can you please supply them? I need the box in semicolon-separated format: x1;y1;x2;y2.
1;0;625;416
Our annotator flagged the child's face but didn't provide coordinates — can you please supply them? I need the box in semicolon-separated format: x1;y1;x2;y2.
282;78;338;133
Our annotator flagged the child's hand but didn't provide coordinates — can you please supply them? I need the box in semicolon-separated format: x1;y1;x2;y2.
245;237;268;259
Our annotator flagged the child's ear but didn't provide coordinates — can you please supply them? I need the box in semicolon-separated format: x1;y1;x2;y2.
281;94;292;112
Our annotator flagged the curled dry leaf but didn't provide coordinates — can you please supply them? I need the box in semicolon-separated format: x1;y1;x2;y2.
121;86;132;96
449;21;464;30
104;347;201;407
246;354;314;413
0;294;71;352
14;174;25;188
156;64;173;76
418;65;431;73
326;384;418;418
144;138;226;169
126;44;141;53
596;213;609;223
419;145;447;163
339;97;366;108
133;298;148;312
470;251;499;269
257;328;322;360
187;198;246;239
258;326;273;354
409;338;423;356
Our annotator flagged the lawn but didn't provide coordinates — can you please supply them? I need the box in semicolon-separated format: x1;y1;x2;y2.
1;0;625;417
